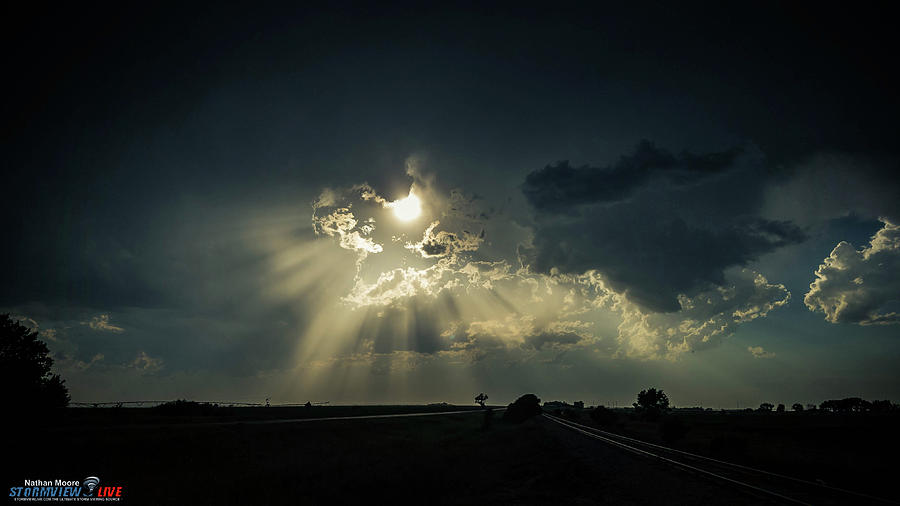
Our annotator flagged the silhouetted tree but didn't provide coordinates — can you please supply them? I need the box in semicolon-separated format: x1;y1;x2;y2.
634;387;669;420
871;400;896;413
758;402;774;412
503;394;542;423
819;399;837;412
475;393;488;407
850;398;871;412
792;403;804;412
0;314;69;409
635;388;670;410
776;403;785;413
820;397;871;413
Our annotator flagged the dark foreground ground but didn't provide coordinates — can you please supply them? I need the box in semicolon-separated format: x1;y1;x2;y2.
7;406;895;505
550;407;900;503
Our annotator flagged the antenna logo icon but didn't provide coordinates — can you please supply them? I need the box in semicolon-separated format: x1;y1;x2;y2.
82;476;100;497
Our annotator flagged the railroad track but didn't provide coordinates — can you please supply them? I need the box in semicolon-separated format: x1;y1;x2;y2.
543;413;896;506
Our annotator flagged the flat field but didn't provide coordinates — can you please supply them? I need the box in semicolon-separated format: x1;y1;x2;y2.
12;407;596;505
9;406;896;505
550;407;899;502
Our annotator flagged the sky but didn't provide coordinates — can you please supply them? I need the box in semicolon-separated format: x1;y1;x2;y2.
3;3;899;408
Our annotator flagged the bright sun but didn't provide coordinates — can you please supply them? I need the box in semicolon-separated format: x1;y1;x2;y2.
390;192;422;222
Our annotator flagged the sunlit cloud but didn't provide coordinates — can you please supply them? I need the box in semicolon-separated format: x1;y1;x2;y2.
613;269;790;360
131;351;164;373
747;346;776;359
304;166;795;371
311;205;383;261
805;218;900;325
405;221;483;258
85;314;124;333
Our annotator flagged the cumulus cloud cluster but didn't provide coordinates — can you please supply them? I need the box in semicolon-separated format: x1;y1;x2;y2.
521;141;805;313
312;164;497;310
312;187;384;263
515;141;811;358
308;144;808;365
309;173;609;364
805;219;900;325
406;221;483;259
343;261;461;307
320;239;791;365
613;269;790;359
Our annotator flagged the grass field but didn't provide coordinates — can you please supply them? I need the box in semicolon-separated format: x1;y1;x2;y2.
10;405;898;505
40;403;487;427
12;407;597;505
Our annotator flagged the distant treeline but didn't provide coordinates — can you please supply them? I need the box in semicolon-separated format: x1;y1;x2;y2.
542;396;898;414
753;397;898;413
543;400;584;409
814;397;896;413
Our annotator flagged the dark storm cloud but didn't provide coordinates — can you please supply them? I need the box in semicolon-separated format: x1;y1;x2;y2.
522;141;743;212
763;153;900;226
522;142;806;312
